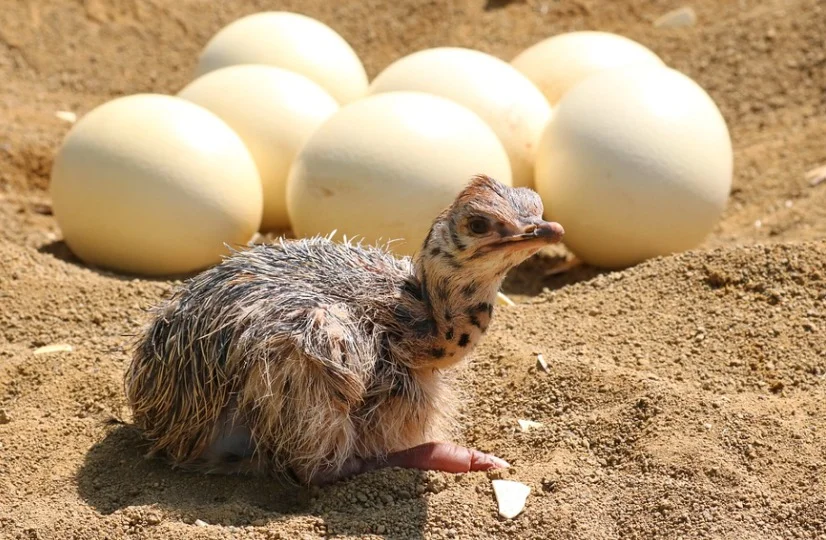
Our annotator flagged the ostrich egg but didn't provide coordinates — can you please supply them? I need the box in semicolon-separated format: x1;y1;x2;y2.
194;11;368;105
179;64;339;232
286;91;512;256
511;31;664;105
367;47;551;189
534;65;733;269
50;94;263;276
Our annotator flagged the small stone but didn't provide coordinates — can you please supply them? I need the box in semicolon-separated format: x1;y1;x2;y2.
194;519;208;527
0;409;10;424
654;6;697;28
535;354;549;373
492;479;530;519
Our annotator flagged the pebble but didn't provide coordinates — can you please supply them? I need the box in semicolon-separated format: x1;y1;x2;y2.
194;519;208;527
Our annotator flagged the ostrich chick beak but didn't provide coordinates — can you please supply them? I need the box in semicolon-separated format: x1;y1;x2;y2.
496;219;565;252
526;220;565;242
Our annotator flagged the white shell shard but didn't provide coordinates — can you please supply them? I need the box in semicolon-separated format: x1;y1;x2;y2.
536;353;549;373
496;291;516;306
654;7;697;28
492;479;531;519
33;344;73;355
55;111;77;123
517;419;544;432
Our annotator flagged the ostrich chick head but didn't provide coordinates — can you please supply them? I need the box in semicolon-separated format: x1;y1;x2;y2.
416;174;564;283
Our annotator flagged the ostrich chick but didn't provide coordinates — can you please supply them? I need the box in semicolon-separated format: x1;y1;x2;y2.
125;174;564;486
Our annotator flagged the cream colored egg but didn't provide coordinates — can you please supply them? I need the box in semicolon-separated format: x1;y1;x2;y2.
178;65;339;232
50;94;263;276
511;31;664;105
534;65;733;269
194;11;368;105
286;91;512;256
368;47;551;189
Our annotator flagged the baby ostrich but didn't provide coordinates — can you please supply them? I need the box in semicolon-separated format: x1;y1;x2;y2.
125;174;564;486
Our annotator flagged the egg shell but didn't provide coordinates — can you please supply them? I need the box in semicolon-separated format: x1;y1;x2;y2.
286;91;513;256
511;31;664;105
194;11;368;105
368;47;551;189
534;65;733;269
50;94;263;276
178;64;339;232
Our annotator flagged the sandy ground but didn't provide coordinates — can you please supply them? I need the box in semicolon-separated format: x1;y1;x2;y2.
1;0;825;539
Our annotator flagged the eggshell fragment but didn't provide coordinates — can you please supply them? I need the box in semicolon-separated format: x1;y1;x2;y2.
194;11;368;104
33;344;74;355
517;419;544;432
286;91;512;256
496;292;516;306
492;479;531;519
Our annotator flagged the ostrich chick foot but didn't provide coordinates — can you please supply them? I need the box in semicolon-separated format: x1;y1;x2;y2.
308;442;509;486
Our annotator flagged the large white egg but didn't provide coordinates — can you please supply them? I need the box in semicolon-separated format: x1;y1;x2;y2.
194;11;368;105
367;47;551;189
50;94;263;276
511;31;664;105
534;65;733;269
286;91;512;255
178;65;339;232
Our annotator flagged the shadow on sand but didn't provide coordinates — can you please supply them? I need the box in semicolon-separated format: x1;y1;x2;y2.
37;239;199;283
76;424;428;539
502;250;609;297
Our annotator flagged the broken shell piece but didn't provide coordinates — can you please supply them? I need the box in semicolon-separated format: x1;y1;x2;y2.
496;291;516;306
517;419;544;432
805;165;826;187
55;111;78;123
33;343;73;355
492;479;530;519
654;6;697;28
536;353;549;373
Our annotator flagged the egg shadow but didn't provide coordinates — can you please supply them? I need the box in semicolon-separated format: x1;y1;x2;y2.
77;423;428;539
37;239;201;283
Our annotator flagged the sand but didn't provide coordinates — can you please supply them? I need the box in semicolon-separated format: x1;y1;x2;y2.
1;0;825;539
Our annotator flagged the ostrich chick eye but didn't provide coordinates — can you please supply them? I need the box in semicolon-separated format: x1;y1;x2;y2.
468;217;491;235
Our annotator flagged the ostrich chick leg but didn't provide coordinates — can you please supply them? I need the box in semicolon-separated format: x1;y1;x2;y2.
309;442;509;486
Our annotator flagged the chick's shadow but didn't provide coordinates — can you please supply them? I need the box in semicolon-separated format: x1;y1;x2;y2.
77;424;428;539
